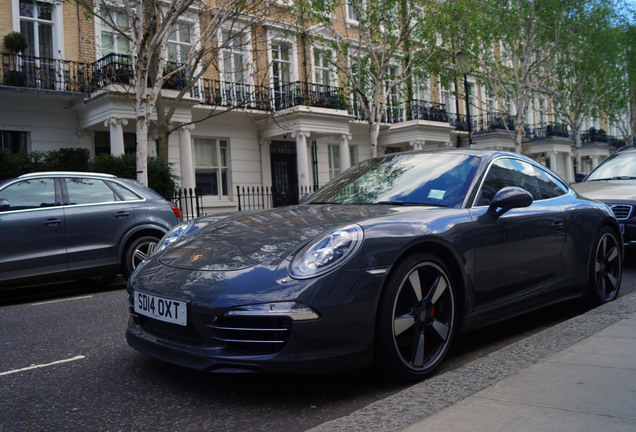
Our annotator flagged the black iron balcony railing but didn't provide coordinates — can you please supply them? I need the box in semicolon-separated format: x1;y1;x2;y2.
447;112;471;131
94;53;133;85
1;52;195;95
473;113;516;133
274;82;347;111
201;79;272;111
406;100;448;122
200;80;348;112
354;100;453;126
581;129;624;147
532;123;570;140
1;52;95;92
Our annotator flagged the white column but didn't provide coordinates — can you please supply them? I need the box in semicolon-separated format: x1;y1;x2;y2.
292;131;311;188
339;134;352;172
179;124;196;190
591;155;600;171
260;138;272;187
566;153;574;183
548;151;557;173
103;118;128;156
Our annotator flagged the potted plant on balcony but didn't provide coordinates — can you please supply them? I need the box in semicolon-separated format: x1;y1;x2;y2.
3;31;28;87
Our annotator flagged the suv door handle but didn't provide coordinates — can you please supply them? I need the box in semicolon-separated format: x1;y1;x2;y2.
115;211;130;218
44;218;62;226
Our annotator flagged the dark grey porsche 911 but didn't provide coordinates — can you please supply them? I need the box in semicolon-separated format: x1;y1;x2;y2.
126;150;622;381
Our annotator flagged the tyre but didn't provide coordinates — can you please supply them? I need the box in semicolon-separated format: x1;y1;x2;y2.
588;226;622;305
376;253;457;381
122;235;160;279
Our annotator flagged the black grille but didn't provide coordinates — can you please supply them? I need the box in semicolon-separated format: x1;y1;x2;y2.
138;315;203;345
611;205;632;220
207;316;292;353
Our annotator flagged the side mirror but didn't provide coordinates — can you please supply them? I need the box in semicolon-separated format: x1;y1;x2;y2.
0;198;9;211
488;187;533;218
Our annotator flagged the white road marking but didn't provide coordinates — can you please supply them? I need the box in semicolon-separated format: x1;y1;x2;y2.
31;295;92;306
0;355;86;376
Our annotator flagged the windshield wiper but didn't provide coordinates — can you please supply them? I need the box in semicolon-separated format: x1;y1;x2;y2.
590;176;636;181
376;201;448;207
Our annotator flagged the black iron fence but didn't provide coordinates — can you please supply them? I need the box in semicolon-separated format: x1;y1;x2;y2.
172;188;205;220
236;185;319;211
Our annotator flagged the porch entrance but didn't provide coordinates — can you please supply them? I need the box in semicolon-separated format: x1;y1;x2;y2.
270;141;298;207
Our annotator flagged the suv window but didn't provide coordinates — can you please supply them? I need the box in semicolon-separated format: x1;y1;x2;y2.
66;178;118;205
0;178;57;211
476;158;566;206
109;181;142;201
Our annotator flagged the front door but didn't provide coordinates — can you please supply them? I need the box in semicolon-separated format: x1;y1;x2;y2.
0;177;67;284
270;141;298;207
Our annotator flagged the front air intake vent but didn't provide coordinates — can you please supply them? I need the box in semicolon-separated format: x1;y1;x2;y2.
610;205;632;220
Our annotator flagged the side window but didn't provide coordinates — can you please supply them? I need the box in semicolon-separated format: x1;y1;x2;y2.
0;179;57;211
108;181;142;201
533;167;568;199
477;158;541;206
65;178;117;205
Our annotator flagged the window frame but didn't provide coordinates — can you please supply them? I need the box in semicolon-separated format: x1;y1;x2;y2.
193;137;231;199
473;156;569;207
0;130;30;154
13;0;64;59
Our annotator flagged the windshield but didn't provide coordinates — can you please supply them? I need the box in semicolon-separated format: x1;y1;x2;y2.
586;151;636;181
304;152;481;208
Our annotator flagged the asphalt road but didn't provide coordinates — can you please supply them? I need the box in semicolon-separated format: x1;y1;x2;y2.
1;249;635;432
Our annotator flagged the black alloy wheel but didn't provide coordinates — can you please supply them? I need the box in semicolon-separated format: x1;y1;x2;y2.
122;235;160;279
589;227;622;304
377;253;456;381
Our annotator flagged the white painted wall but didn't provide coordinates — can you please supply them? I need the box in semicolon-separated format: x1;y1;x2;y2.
0;93;84;153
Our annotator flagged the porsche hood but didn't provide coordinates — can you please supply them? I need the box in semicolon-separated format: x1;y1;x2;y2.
157;204;397;271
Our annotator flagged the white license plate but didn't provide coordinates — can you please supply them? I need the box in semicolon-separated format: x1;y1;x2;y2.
134;291;187;326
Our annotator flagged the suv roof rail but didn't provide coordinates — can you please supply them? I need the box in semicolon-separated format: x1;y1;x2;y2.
17;171;117;179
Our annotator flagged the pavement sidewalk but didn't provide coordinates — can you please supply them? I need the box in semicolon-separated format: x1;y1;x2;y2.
307;291;636;432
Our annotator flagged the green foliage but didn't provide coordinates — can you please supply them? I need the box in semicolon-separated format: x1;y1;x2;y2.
44;148;91;171
3;31;28;53
90;153;179;198
0;148;178;199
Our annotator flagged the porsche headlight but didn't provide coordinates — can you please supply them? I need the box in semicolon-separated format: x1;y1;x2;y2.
289;224;363;279
153;219;199;256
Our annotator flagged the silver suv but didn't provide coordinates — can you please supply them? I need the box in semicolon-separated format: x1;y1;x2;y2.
573;146;636;246
0;172;180;288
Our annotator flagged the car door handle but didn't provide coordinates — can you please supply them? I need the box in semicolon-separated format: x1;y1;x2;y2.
44;218;62;226
115;211;130;218
551;219;565;234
